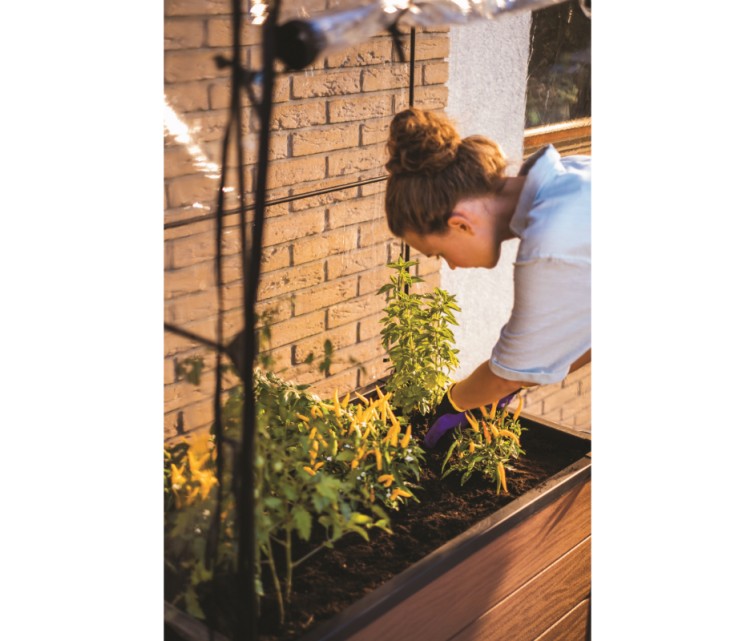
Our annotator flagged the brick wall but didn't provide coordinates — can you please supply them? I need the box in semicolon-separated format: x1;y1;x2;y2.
519;363;591;433
163;0;590;441
164;0;449;440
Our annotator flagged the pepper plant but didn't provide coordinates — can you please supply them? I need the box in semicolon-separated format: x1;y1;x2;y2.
165;363;425;628
379;257;461;417
441;394;526;494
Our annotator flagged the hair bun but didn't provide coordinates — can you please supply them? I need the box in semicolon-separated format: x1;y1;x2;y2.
386;108;461;175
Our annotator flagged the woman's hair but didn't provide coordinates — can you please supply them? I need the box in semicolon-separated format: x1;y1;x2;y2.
385;107;508;237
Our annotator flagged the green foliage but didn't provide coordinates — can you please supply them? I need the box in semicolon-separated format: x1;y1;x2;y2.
441;399;526;494
379;257;460;417
165;367;425;627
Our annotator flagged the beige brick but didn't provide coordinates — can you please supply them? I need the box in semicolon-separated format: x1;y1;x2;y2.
165;49;231;83
411;35;451;61
292;226;359;265
306;369;360;399
358;219;393;248
358;352;391;388
259;344;294;372
541;382;581;415
165;0;230;16
165;146;204;180
169;227;242;269
397;85;449;111
260;243;292;271
572;407;592;431
328;142;387;178
206;17;259;47
164;308;243;356
290;183;359;212
165;81;211;114
328;292;387;329
357;312;385;343
423;61;449;85
271;101;327;130
165;373;216;414
166;261;219;300
291;124;360;157
164;19;205;50
267;156;327;189
360;178;388;197
323;339;386;378
166;173;220;210
417;254;442;277
262;208;326;246
164;399;215;440
181;109;232;143
258;262;324;300
268;311;326;349
357;266;392;297
166;288;220;325
329;93;393;124
293;324;358;364
208;77;289;110
292;69;361;99
327;243;389;280
414;271;441;295
328;193;385;228
292;276;359;315
362;64;410;92
325;38;393;68
361;117;393;146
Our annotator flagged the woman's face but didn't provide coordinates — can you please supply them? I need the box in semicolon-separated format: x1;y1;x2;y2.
402;200;501;270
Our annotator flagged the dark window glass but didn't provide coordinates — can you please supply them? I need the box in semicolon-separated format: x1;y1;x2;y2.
526;0;591;127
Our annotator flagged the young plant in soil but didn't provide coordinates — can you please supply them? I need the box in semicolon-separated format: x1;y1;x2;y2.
441;395;526;495
379;257;460;418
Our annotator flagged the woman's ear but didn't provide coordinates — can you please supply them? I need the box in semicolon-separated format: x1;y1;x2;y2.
447;211;473;234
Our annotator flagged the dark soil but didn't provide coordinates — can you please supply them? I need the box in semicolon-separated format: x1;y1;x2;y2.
167;420;590;641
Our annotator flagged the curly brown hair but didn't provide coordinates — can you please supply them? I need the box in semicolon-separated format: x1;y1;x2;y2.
384;107;508;237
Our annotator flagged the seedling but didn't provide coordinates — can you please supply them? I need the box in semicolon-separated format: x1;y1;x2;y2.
379;257;460;417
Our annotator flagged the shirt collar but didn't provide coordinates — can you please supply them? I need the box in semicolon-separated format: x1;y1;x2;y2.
510;144;561;237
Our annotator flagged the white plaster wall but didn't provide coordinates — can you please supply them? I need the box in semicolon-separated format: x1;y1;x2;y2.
444;16;532;379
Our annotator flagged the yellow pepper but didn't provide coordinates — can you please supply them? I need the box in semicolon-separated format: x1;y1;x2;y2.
513;394;524;422
297;413;310;423
377;474;394;487
497;461;508;494
468;441;476;453
489;422;500;438
390;488;412;501
498;429;520;445
374;448;383;471
465;412;480;433
483;423;491;445
400;424;412;449
304;465;317;476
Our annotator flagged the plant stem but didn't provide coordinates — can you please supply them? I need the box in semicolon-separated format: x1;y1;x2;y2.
264;536;286;626
285;528;293;603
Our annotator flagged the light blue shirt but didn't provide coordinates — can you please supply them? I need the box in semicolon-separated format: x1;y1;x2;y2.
489;145;591;385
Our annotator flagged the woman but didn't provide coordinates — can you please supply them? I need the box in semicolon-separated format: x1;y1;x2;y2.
384;107;591;448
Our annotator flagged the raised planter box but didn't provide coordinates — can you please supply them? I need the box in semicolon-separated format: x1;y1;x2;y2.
166;414;591;641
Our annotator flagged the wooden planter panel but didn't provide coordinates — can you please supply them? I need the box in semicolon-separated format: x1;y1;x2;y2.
335;473;591;641
533;598;590;641
449;537;591;641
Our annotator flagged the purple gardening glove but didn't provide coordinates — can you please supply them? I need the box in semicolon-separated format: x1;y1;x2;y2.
423;386;520;449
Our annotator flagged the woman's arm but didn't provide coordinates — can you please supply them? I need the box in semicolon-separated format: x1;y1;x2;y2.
450;348;591;411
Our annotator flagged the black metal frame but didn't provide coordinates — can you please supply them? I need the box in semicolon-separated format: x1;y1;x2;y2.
164;5;418;638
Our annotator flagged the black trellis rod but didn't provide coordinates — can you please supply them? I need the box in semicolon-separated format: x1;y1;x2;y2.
164;175;388;231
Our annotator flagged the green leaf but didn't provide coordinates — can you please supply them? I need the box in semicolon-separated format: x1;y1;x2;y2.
292;506;312;541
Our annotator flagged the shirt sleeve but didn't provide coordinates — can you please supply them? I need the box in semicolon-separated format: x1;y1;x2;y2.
489;256;591;385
